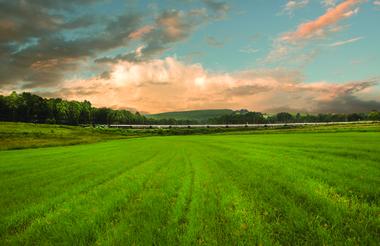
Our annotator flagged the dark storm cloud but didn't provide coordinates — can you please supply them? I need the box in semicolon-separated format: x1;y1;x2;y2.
315;95;380;113
0;0;214;86
29;0;100;9
61;15;101;30
0;2;60;43
138;9;208;59
96;8;209;63
0;0;101;43
313;79;380;113
88;1;232;64
340;80;378;94
0;0;142;88
245;78;380;113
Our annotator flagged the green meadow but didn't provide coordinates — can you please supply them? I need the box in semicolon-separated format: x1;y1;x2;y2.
0;123;379;245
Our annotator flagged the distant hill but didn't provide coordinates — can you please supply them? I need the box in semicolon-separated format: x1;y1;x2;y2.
146;109;234;122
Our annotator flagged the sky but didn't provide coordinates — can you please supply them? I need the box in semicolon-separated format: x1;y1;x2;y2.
0;0;379;113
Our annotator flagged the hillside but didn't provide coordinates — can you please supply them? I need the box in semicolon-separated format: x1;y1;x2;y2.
146;109;234;122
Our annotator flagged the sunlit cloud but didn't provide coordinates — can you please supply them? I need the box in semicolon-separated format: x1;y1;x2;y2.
265;0;363;65
128;25;154;40
281;0;362;42
41;57;379;113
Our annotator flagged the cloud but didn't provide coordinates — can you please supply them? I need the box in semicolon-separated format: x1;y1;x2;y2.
0;1;100;44
321;0;336;8
25;56;379;114
224;85;270;96
239;47;260;54
1;0;378;115
202;0;230;19
329;36;363;47
265;0;363;65
128;25;155;40
96;8;209;63
343;7;360;17
0;1;216;89
281;0;362;42
316;95;380;113
282;0;310;16
0;11;142;87
374;0;380;10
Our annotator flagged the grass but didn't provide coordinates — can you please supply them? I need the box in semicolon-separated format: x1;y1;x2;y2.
0;122;135;150
0;123;379;245
2;121;379;151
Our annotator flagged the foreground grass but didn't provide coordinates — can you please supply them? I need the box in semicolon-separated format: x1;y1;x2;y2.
0;129;379;245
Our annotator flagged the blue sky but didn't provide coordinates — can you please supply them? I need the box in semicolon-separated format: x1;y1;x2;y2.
0;0;379;113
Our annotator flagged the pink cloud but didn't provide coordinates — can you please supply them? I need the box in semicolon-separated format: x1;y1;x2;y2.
282;0;362;42
128;25;154;40
30;58;78;71
265;0;363;65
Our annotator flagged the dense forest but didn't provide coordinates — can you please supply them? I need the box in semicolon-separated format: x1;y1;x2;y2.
208;109;380;124
0;92;196;125
0;92;379;125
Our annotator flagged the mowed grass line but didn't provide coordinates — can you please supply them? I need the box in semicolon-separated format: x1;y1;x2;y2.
0;140;158;217
0;140;163;238
194;139;378;244
0;131;379;245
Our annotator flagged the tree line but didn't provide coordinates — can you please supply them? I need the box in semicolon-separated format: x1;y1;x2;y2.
0;92;196;125
0;92;379;125
208;109;380;124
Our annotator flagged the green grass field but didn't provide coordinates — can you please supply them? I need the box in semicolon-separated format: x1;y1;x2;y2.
0;122;134;150
0;124;379;245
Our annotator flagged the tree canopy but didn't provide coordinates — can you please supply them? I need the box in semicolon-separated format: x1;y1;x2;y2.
0;92;196;125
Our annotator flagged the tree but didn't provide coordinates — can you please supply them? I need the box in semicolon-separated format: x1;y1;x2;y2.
368;111;380;121
7;91;22;121
56;100;70;124
79;100;92;124
93;107;112;125
67;101;81;125
276;112;293;123
0;95;10;121
347;113;363;122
